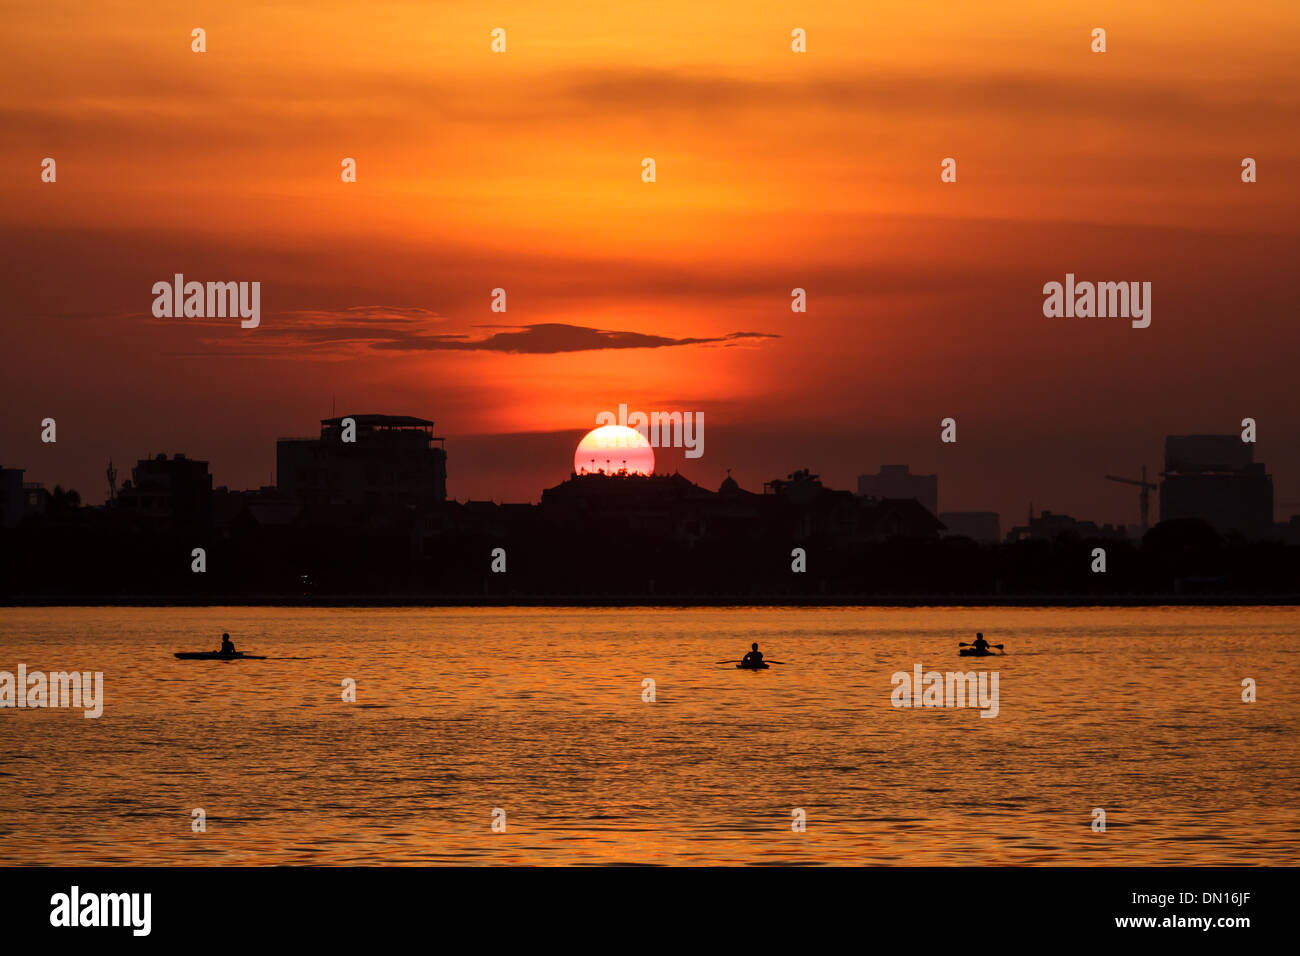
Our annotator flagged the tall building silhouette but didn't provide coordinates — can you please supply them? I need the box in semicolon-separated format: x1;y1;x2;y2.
277;414;448;508
112;453;213;531
1160;435;1273;538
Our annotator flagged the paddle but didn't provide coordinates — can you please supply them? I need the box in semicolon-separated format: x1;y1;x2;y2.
716;658;789;664
959;642;1003;649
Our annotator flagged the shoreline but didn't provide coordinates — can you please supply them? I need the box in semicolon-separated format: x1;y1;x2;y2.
3;594;1298;608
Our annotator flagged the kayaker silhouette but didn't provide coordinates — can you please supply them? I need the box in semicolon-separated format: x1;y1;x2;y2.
971;632;989;653
220;633;236;655
741;642;764;667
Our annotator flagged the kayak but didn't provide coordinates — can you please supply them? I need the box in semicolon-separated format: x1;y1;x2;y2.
174;652;267;660
958;648;996;657
737;662;769;670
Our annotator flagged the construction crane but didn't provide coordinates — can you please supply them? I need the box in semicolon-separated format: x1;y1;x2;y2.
1105;466;1157;536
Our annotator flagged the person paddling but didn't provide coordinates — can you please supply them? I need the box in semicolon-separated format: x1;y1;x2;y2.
741;642;764;668
970;632;990;653
219;632;237;656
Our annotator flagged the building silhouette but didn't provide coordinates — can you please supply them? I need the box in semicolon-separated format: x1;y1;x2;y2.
857;464;938;516
1005;507;1126;542
763;469;945;540
542;472;721;544
940;511;1001;543
1160;435;1273;538
4;413;1300;600
112;453;212;531
0;466;46;527
536;469;945;546
277;414;447;508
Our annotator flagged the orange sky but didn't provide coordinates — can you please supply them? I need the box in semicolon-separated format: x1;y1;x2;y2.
2;1;1298;523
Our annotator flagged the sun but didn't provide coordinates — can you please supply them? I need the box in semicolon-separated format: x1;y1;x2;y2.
574;425;655;476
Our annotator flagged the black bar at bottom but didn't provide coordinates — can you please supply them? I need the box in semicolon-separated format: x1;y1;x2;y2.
0;866;1289;944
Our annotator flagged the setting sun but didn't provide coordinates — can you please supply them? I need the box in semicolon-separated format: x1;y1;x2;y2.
574;425;655;475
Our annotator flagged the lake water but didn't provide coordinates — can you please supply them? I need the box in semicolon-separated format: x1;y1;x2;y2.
0;606;1296;865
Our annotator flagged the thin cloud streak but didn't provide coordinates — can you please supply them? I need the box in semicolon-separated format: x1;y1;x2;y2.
179;310;779;356
370;324;778;354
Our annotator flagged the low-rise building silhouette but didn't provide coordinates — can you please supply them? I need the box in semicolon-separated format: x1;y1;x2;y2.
1006;507;1126;542
940;511;1001;543
762;468;945;540
0;466;46;527
537;468;945;546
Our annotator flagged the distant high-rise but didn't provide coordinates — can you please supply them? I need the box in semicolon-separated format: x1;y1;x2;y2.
857;464;938;516
1160;435;1272;538
277;415;447;508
